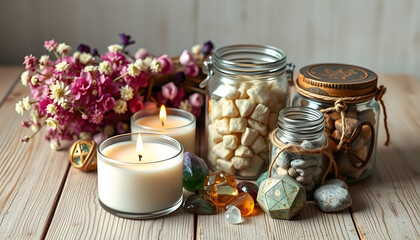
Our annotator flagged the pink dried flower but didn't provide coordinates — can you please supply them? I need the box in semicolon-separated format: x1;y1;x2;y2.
171;88;185;108
135;48;149;59
156;91;168;104
44;40;58;52
161;82;178;101
184;65;199;77
188;93;204;108
156;54;174;74
143;101;157;109
128;97;144;113
93;132;108;144
191;107;202;118
23;54;38;72
179;50;195;66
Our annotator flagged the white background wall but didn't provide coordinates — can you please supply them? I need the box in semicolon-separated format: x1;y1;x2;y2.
0;0;419;78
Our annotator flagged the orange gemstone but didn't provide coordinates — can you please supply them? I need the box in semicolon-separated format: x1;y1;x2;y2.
226;192;254;216
210;182;238;207
204;171;237;193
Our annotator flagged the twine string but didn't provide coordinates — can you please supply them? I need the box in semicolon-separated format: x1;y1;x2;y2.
268;129;342;185
295;82;391;146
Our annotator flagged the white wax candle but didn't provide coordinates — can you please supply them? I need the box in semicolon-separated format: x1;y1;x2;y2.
98;140;183;214
132;111;196;153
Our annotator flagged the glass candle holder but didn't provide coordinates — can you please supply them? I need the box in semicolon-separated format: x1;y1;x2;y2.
97;133;184;219
131;108;196;154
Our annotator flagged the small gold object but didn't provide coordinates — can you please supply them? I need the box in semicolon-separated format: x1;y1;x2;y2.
69;140;97;171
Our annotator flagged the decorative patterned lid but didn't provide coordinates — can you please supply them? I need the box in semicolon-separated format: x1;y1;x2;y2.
297;63;378;97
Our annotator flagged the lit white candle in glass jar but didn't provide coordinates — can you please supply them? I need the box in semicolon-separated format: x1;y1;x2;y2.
97;133;183;219
131;105;196;153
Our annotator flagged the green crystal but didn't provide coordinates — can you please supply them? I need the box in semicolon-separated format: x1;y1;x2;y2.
183;194;216;215
257;175;306;220
256;171;268;187
183;152;209;191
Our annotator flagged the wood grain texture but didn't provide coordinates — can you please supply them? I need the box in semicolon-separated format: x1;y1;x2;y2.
349;75;420;239
197;196;358;240
0;83;69;239
0;66;23;102
45;168;194;240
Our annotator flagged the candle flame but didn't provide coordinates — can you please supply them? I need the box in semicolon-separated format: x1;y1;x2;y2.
136;133;144;161
159;104;167;127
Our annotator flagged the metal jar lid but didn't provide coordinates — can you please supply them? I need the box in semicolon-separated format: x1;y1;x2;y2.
297;63;378;97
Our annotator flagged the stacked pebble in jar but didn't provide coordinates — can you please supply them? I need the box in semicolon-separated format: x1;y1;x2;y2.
293;63;385;183
202;45;294;179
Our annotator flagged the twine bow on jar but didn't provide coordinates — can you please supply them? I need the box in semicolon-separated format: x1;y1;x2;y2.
268;129;343;185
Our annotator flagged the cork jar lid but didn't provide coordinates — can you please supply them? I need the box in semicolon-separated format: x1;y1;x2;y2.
297;63;378;97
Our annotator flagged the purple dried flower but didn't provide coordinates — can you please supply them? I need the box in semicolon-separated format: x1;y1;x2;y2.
119;33;135;47
92;48;99;56
77;44;91;53
202;41;214;55
175;72;186;83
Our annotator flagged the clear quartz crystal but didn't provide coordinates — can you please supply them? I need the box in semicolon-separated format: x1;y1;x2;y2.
224;206;242;224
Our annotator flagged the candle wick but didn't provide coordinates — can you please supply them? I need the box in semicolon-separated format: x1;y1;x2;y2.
138;155;142;161
161;120;164;127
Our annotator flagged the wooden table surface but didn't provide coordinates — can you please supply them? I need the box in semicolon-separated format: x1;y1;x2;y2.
0;66;419;240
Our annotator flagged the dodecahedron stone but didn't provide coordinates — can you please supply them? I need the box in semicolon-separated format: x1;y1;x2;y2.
183;152;210;191
257;175;306;220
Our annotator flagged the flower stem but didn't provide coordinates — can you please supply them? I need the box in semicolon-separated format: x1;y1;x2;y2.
21;122;46;142
113;72;128;82
53;51;60;60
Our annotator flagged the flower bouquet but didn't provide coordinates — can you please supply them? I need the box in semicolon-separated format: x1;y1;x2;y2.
16;34;213;150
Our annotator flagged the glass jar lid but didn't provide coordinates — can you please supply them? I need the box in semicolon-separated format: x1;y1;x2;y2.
212;44;288;75
297;63;378;97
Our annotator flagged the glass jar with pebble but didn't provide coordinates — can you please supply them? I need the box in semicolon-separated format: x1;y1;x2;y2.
269;106;327;198
292;63;390;184
201;45;295;179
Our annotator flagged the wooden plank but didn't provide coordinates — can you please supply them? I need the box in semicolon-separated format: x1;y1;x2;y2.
45;169;195;239
349;75;420;239
0;83;69;239
0;66;23;102
197;202;358;240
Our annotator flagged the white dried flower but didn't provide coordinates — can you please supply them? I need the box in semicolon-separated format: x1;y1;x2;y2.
73;51;81;59
79;52;93;65
39;55;50;70
83;65;98;72
31;76;39;85
113;100;127;114
20;71;31;86
46;117;59;130
31;124;40;132
46;104;57;115
192;44;202;55
49;140;61;151
108;44;123;53
15;101;24;115
127;63;140;77
103;125;115;137
57;43;71;55
55;61;70;72
134;59;149;72
179;99;192;112
120;85;134;101
99;61;113;75
30;110;39;124
92;89;98;96
143;57;153;67
49;81;70;107
79;131;93;140
22;96;31;110
149;59;162;73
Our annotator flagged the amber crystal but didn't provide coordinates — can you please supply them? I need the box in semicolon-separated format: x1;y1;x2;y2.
226;192;254;216
204;171;236;193
210;182;238;207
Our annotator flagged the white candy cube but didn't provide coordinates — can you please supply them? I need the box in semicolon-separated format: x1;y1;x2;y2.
229;117;247;133
250;135;267;154
238;154;264;177
216;159;236;175
247;85;270;104
247;119;267;135
223;135;239;150
222;100;239;118
232;156;251;170
241;127;259;146
235;145;253;157
235;99;256;117
249;103;269;124
212;142;234;160
214;118;230;135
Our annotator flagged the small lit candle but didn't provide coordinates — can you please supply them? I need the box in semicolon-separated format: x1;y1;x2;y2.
97;133;183;219
131;106;196;153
